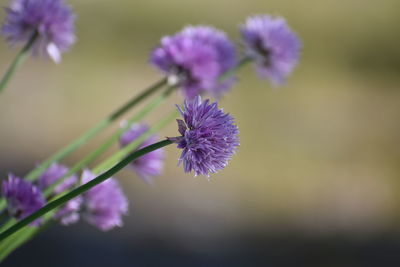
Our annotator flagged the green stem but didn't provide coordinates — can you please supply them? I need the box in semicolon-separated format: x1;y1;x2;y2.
43;85;175;197
0;55;252;248
25;77;167;183
0;213;53;262
219;56;252;81
0;227;37;261
0;56;250;210
0;139;173;241
0;219;16;240
88;58;251;174
0;32;38;94
109;78;166;120
93;108;179;174
0;77;167;210
0;109;179;261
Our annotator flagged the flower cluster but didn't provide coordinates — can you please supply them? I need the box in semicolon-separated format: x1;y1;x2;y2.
120;123;165;183
240;15;301;85
2;0;76;63
0;7;302;249
2;174;44;225
151;26;237;99
2;164;128;231
81;170;128;231
38;163;82;225
171;96;239;177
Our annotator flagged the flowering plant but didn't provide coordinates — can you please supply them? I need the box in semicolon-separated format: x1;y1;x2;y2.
0;0;301;261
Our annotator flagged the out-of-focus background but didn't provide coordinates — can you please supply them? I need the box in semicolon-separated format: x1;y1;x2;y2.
1;0;400;266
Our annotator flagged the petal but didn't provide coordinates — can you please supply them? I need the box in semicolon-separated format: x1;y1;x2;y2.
47;43;62;64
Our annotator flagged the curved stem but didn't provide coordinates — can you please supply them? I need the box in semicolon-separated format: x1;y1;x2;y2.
109;77;167;120
0;227;37;261
0;32;38;94
25;77;167;182
43;85;175;197
16;55;247;183
93;108;179;174
0;139;173;241
0;78;167;211
219;56;252;81
97;56;251;173
0;219;16;238
24;120;108;182
0;55;252;244
0;212;53;262
0;109;179;262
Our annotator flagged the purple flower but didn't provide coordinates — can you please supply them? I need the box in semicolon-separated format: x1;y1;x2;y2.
38;163;82;226
151;25;237;99
81;170;128;231
240;15;301;85
2;0;76;63
120;123;165;183
171;96;239;177
2;174;45;225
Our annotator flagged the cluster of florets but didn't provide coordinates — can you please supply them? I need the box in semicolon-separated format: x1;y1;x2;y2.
2;174;44;226
151;26;237;99
149;16;301;177
171;96;239;176
2;0;76;63
1;4;302;234
2;164;128;231
240;15;301;85
0;122;169;230
120;123;165;183
151;15;300;94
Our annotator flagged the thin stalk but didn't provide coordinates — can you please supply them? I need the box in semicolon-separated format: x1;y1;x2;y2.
0;219;16;240
0;213;53;262
0;57;251;210
0;78;167;211
0;109;179;261
43;85;175;197
0;55;252;247
0;32;38;94
17;55;247;182
93;108;179;174
90;58;252;174
26;77;167;182
0;227;37;261
219;56;252;81
0;139;173;241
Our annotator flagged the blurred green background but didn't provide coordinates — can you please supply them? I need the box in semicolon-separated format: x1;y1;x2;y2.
1;0;400;266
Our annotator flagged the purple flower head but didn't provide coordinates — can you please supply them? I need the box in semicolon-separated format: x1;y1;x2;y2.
81;170;128;231
240;15;301;85
2;174;45;225
38;163;82;225
151;25;237;99
171;96;239;177
2;0;76;63
120;123;165;183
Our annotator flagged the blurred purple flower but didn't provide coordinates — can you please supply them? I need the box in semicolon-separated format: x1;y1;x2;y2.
38;163;82;226
81;170;128;231
240;15;301;85
151;25;237;99
171;96;239;177
2;174;45;225
1;0;76;63
120;123;165;183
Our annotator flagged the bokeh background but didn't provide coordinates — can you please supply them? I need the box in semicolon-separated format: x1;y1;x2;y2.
1;0;400;266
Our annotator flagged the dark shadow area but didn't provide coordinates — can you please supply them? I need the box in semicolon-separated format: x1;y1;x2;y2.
4;225;400;267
